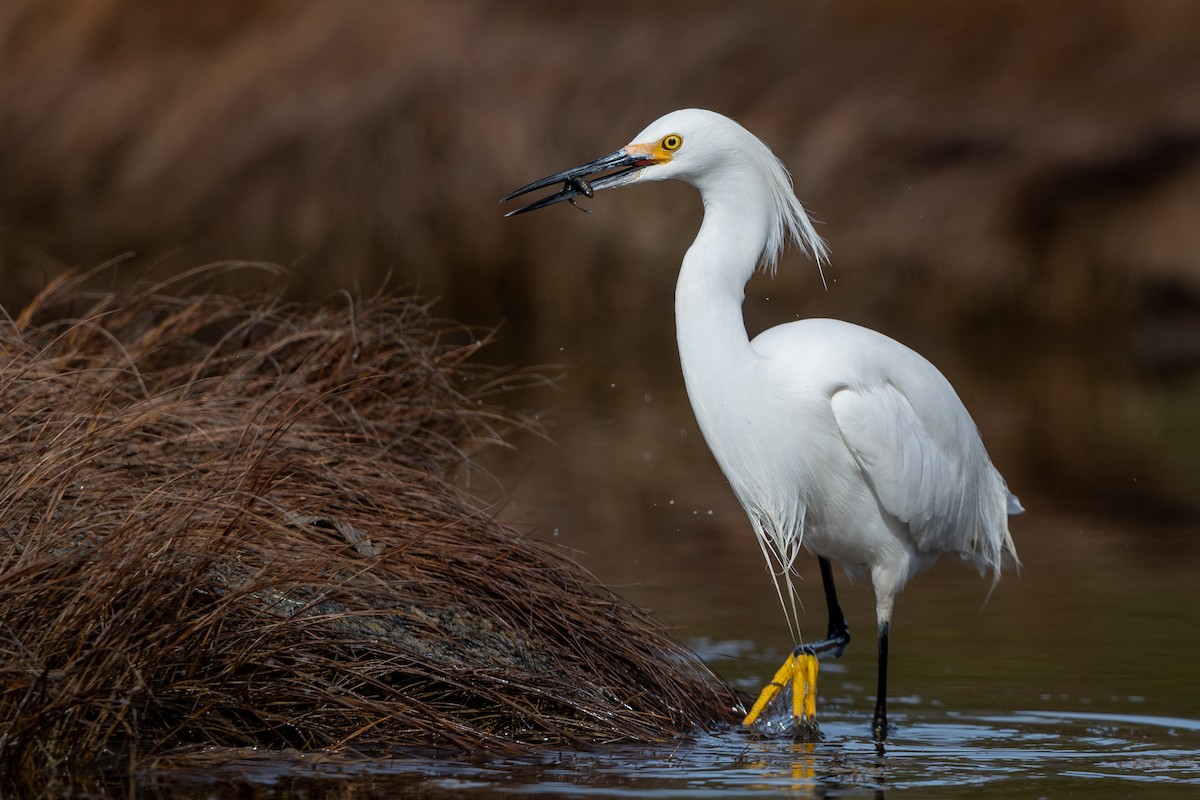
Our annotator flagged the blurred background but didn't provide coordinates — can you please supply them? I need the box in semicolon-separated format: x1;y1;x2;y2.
2;0;1198;713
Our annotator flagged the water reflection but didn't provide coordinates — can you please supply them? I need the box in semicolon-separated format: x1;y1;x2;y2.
108;706;1200;797
736;739;859;796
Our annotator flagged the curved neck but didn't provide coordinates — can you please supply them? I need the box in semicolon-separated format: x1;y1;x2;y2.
674;190;772;383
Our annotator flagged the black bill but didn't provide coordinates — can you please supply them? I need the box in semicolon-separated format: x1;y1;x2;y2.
501;148;644;216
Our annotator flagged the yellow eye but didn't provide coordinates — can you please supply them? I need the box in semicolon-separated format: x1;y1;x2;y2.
660;134;683;152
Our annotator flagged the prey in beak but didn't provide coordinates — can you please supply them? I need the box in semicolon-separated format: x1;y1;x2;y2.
501;146;656;217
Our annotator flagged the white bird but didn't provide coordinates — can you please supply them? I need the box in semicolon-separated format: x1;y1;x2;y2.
503;108;1021;741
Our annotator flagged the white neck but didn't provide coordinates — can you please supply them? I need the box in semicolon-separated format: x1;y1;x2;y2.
674;188;773;405
672;172;819;643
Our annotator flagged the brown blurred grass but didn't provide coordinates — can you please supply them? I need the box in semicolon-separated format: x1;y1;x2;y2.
1;0;1198;366
0;267;740;776
0;0;1197;578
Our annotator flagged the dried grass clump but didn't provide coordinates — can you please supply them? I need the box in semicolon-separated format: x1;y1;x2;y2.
0;268;740;772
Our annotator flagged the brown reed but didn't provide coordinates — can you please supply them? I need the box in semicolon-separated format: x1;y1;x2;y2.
0;267;741;774
5;0;1198;347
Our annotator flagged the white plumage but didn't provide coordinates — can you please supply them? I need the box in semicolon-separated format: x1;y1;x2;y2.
504;108;1021;740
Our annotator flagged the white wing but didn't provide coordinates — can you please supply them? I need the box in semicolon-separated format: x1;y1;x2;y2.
830;380;1016;574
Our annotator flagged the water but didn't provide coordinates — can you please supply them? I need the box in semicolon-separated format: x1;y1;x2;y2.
130;704;1200;797
109;342;1200;797
42;310;1200;798
462;328;1200;798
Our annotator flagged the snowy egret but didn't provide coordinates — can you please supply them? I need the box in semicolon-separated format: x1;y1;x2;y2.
503;109;1021;741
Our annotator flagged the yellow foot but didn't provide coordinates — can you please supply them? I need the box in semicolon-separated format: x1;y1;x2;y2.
742;653;820;728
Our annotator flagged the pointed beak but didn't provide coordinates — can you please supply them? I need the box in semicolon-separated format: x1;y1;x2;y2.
501;147;648;216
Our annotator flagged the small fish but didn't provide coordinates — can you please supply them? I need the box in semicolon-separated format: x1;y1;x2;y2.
569;176;595;198
565;177;595;213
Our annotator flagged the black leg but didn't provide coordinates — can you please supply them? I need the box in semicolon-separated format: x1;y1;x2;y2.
872;621;889;741
791;556;851;660
819;556;850;650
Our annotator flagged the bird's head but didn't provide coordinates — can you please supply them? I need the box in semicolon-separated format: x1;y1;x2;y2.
503;108;828;274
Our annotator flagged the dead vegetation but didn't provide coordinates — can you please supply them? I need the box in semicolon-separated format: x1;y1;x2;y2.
0;267;741;774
